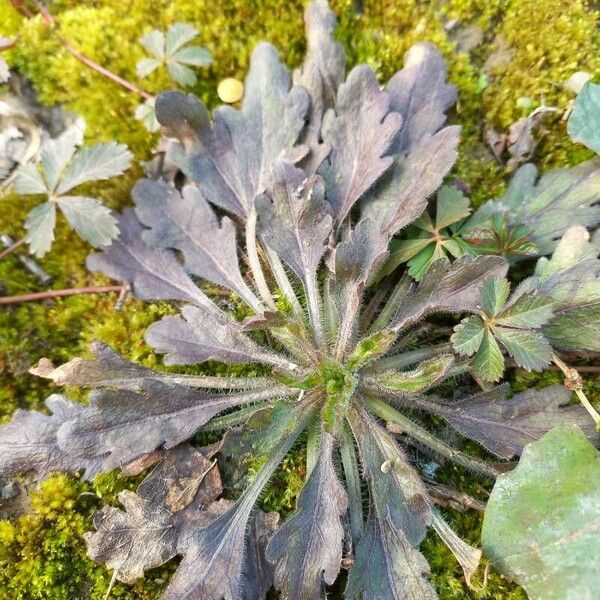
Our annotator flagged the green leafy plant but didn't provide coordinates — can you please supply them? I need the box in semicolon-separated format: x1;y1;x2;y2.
136;23;212;87
1;1;599;598
134;23;212;132
13;122;132;257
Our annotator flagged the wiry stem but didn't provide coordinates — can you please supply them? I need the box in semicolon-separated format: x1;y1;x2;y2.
366;396;501;479
245;208;276;309
552;354;600;427
0;284;126;304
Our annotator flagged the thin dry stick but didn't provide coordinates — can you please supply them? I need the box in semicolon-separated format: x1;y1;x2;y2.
0;284;126;305
10;0;152;100
552;353;600;427
0;237;25;261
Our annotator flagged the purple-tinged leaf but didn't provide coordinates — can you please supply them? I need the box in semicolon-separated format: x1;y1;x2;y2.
349;409;431;545
243;511;280;600
469;160;600;254
133;178;262;311
420;384;598;459
146;304;297;371
320;65;402;224
361;43;459;237
162;404;312;600
346;511;436;600
332;218;389;356
30;341;271;391
390;255;508;331
0;395;100;479
87;210;217;311
85;444;221;583
156;43;309;219
266;432;347;599
58;382;292;476
363;127;460;237
256;161;332;287
293;0;345;172
347;410;434;599
386;43;457;155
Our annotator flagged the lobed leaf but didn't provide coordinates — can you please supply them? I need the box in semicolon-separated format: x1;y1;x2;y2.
145;304;296;370
133;178;261;311
85;444;221;583
293;0;345;172
0;395;93;479
320;65;402;224
391;255;508;331
87;210;218;311
428;385;597;459
58;381;292;476
56;195;119;247
256;161;332;287
266;432;347;599
156;43;309;219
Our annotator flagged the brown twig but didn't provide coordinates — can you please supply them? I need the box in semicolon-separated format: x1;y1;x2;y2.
0;237;25;261
0;284;126;305
9;0;152;100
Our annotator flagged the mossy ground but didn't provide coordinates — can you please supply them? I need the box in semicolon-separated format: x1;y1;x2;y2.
1;0;599;597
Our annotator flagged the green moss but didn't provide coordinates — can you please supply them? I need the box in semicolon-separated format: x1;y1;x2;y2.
0;474;172;599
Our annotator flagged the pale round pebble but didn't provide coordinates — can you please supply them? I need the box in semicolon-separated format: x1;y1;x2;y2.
217;78;244;103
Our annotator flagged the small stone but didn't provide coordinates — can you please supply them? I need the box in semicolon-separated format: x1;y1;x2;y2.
217;78;244;103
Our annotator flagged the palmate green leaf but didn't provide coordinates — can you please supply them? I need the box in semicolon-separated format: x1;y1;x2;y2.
472;329;504;382
14;126;131;256
407;242;447;280
495;293;554;328
135;97;160;132
482;425;600;600
567;82;600;154
24;201;56;258
494;327;552;371
480;276;510;317
13;162;46;194
56;142;132;194
435;184;471;230
137;23;212;87
450;315;485;356
56;196;119;247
